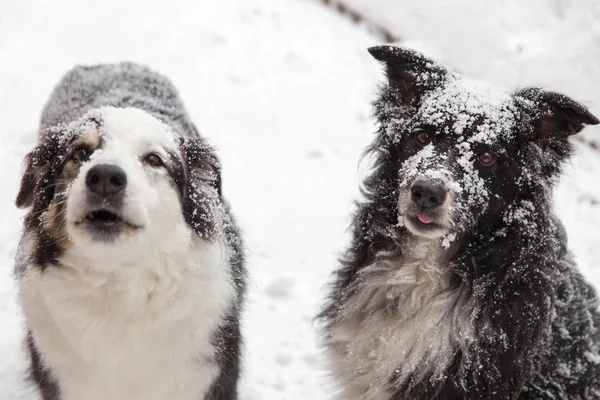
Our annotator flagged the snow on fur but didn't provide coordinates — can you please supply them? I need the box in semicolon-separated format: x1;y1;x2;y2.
319;45;600;400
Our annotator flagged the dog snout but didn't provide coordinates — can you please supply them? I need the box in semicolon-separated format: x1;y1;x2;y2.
86;164;127;197
411;180;447;210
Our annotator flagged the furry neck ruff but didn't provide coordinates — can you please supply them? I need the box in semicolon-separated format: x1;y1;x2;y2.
318;45;600;400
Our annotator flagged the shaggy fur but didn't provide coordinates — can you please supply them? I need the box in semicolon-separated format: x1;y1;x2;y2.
15;63;245;400
318;45;600;400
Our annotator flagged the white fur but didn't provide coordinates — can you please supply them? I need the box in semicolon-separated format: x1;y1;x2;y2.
18;107;235;400
324;240;474;400
398;172;458;239
66;107;181;233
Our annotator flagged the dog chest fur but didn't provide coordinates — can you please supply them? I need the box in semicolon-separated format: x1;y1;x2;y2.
19;236;234;400
325;240;473;399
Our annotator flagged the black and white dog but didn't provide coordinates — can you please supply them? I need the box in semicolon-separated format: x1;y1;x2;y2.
15;64;245;400
319;46;600;399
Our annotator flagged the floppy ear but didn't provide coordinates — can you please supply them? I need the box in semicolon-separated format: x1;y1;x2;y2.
368;45;448;106
178;136;223;239
16;132;64;210
16;153;38;209
516;88;599;143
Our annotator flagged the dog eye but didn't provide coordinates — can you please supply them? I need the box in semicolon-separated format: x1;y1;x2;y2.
415;131;430;146
72;148;89;164
478;151;496;166
144;153;164;167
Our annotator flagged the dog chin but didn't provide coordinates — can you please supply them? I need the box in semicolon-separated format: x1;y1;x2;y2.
403;215;449;239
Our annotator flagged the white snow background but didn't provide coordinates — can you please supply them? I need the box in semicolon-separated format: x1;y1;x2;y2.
0;0;599;398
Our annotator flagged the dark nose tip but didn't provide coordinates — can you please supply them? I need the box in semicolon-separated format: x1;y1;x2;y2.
411;180;447;210
86;164;127;197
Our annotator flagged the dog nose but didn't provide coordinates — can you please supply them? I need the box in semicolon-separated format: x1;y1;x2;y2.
411;181;447;209
86;164;127;197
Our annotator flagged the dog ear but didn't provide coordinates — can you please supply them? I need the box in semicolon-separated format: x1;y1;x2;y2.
16;132;63;210
368;45;448;106
16;152;38;209
517;88;599;143
178;136;223;239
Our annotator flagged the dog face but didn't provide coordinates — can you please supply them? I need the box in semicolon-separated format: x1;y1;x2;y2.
368;46;598;240
16;107;222;268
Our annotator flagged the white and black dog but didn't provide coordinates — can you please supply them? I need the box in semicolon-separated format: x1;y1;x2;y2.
15;64;245;400
319;46;600;399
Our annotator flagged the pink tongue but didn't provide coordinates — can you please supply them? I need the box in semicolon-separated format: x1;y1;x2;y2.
418;215;433;224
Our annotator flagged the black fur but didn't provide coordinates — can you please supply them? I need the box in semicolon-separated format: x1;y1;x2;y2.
178;135;224;240
319;45;600;399
16;63;246;400
16;125;81;270
206;213;246;400
27;332;60;399
205;208;246;400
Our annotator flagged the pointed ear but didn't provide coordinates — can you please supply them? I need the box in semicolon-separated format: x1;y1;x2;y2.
516;88;599;143
368;45;448;106
178;136;223;239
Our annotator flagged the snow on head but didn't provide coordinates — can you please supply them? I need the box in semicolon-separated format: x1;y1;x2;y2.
382;73;520;236
368;45;598;242
417;76;517;145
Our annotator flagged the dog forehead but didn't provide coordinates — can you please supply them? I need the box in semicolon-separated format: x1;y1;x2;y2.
419;77;518;146
96;107;180;152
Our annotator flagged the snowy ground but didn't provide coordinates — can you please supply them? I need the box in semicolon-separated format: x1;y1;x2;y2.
0;0;598;399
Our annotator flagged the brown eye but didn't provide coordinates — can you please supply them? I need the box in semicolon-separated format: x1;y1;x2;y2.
72;148;89;163
478;151;495;166
144;153;163;167
415;131;430;146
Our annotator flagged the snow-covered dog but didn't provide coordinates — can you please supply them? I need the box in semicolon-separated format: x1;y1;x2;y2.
15;64;245;400
318;46;600;399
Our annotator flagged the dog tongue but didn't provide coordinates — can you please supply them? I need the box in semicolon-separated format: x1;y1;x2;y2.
418;215;433;224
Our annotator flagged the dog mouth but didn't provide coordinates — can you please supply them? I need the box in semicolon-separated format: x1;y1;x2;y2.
86;209;122;225
403;213;450;239
75;207;141;235
416;214;433;224
398;180;454;239
406;214;442;228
